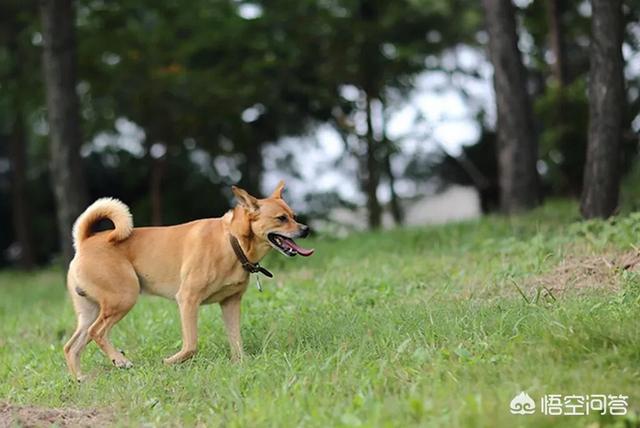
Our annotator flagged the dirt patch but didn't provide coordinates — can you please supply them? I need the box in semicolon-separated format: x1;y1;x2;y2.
528;254;620;295
525;248;640;297
619;248;640;272
0;402;112;428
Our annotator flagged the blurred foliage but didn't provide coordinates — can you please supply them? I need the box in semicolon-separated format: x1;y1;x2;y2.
0;0;482;266
435;0;640;211
524;0;639;196
534;78;589;195
1;0;639;265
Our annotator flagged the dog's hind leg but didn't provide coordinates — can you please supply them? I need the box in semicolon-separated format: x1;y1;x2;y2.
64;291;99;381
89;305;135;369
86;264;139;370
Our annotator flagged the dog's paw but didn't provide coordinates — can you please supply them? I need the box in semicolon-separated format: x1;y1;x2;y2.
163;355;183;365
112;358;133;369
163;349;196;365
75;372;96;383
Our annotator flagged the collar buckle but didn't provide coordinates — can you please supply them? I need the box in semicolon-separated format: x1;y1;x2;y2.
229;235;274;280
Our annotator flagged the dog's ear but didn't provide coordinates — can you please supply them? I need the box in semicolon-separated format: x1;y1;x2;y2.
232;186;259;212
270;180;285;199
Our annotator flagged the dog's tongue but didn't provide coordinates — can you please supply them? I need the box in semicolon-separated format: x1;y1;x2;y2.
283;237;314;257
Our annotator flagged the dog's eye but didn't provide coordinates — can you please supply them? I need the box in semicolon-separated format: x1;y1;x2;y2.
276;215;288;222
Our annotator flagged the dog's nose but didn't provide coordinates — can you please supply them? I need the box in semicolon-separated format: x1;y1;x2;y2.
299;224;310;238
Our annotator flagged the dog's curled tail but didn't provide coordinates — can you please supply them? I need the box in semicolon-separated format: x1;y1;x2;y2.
72;198;133;248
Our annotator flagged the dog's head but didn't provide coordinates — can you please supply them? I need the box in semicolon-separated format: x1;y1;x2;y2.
231;181;314;257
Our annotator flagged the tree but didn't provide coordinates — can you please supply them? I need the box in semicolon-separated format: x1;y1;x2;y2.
78;0;337;221
520;0;589;196
546;0;567;86
8;99;35;269
324;0;481;228
482;0;539;213
381;120;403;225
1;0;38;268
40;0;88;264
580;0;625;218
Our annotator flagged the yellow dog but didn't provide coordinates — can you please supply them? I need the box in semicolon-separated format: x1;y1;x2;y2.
63;181;313;380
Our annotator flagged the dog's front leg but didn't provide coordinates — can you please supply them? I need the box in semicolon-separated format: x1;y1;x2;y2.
221;292;244;362
164;291;200;365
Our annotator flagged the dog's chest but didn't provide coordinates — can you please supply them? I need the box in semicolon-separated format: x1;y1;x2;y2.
201;277;248;304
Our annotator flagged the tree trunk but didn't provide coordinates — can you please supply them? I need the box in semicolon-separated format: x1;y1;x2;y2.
380;106;403;226
358;0;382;229
580;0;625;219
383;147;403;225
7;23;35;269
40;0;88;265
546;0;567;86
547;0;581;195
482;0;539;214
364;92;382;229
8;109;36;269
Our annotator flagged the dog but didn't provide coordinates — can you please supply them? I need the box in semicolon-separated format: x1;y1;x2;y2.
63;181;313;380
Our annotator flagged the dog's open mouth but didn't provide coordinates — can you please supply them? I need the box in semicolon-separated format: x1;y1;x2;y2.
267;233;314;257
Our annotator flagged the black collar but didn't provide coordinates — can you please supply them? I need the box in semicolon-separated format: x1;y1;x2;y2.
229;234;273;278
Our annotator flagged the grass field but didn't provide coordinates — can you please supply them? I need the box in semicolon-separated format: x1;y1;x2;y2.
1;200;640;427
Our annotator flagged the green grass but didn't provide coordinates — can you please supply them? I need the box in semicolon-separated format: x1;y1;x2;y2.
2;200;640;427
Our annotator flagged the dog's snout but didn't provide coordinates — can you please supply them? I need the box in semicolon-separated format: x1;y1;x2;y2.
299;224;310;238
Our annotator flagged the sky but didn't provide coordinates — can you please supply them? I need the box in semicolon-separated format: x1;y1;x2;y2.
263;46;495;208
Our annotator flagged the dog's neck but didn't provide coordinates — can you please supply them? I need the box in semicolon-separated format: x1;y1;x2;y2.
223;207;271;263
